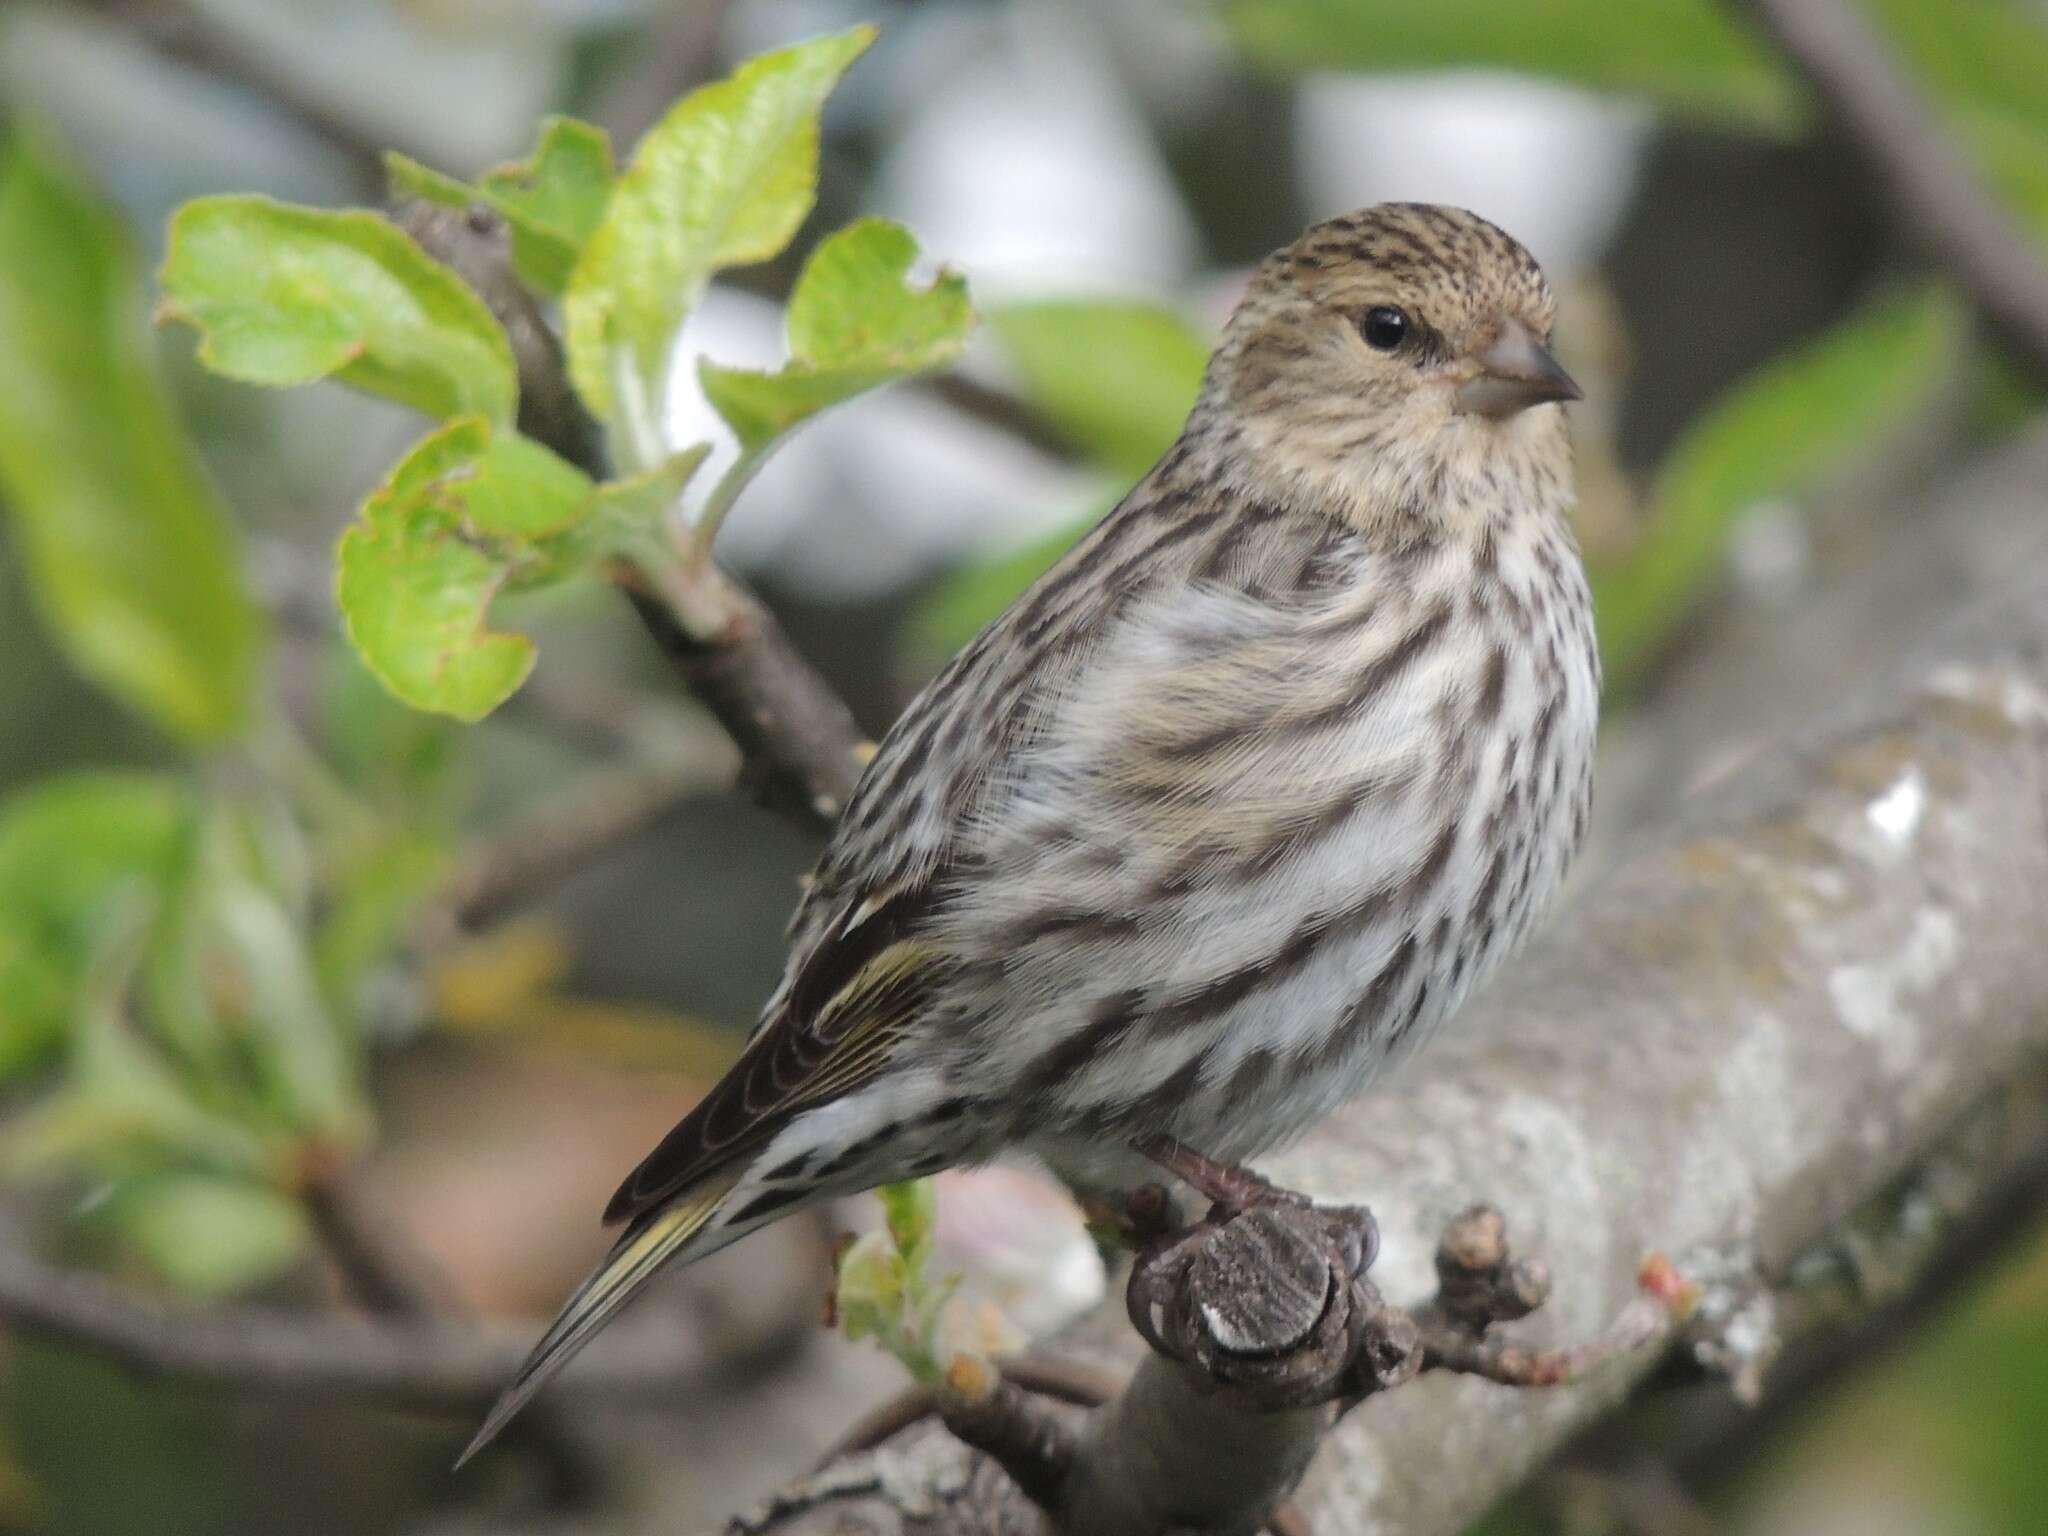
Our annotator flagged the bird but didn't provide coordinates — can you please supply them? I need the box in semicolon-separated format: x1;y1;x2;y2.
461;201;1600;1460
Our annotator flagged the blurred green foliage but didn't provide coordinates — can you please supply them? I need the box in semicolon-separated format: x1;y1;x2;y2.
988;300;1213;479
0;129;263;745
0;6;2045;1531
833;1177;961;1389
1231;0;1798;127
1595;286;1962;693
0;774;192;1080
0;26;970;1303
912;300;1210;659
1226;0;2048;234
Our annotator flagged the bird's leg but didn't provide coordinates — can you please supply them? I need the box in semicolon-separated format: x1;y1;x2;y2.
1127;1135;1382;1357
1132;1134;1312;1215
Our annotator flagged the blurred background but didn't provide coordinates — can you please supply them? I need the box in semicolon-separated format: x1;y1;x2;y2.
2;1;2046;1533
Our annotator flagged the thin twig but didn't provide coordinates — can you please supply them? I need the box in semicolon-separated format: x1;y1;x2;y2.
447;734;740;930
300;1157;461;1318
1734;0;2048;377
298;1158;602;1495
1418;1295;1676;1388
77;0;398;193
820;1353;1124;1463
922;373;1077;464
932;1356;1080;1520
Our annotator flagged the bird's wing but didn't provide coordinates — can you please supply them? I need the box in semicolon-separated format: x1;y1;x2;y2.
598;516;1152;1227
599;892;949;1224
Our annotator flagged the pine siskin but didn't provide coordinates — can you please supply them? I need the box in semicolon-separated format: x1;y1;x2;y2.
464;202;1600;1457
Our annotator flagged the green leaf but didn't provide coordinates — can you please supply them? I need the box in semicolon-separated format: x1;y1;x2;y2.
551;447;708;569
878;1178;939;1274
833;1230;906;1347
480;116;616;296
0;773;193;1081
564;26;874;424
1223;0;2048;169
159;195;517;425
988;300;1208;480
388;117;616;298
96;1173;309;1298
135;800;367;1142
384;151;475;212
5;923;277;1184
336;417;594;721
0;126;263;743
1593;288;1962;693
1225;0;1797;129
1871;0;2048;149
699;219;970;451
207;876;364;1142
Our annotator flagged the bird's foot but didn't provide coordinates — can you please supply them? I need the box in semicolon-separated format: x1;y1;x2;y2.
1122;1198;1406;1405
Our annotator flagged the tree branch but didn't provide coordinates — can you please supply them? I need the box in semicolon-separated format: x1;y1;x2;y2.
0;1208;806;1412
76;0;397;194
398;203;870;828
446;729;740;930
1732;0;2048;378
300;1157;462;1319
733;470;2048;1530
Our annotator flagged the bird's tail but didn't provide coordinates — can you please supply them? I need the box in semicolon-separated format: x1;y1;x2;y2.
456;1170;743;1467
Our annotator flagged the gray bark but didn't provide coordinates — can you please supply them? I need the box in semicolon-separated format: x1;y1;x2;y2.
733;427;2048;1534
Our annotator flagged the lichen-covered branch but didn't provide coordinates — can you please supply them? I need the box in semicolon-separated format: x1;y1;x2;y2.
733;487;2048;1531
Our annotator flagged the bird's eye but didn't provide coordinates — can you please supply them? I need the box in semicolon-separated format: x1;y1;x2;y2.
1359;306;1410;352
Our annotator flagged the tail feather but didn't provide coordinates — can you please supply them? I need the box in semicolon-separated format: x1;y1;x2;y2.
456;1173;740;1466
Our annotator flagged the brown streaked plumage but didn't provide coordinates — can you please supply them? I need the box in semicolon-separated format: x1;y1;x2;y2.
463;203;1600;1460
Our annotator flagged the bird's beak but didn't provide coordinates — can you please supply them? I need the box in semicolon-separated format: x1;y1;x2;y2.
1453;318;1582;419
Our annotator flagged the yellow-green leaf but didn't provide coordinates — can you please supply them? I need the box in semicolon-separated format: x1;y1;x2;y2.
160;195;517;425
0;127;263;743
336;418;594;721
557;447;708;567
564;26;874;422
384;151;475;212
388;116;617;298
480;115;616;295
700;218;971;451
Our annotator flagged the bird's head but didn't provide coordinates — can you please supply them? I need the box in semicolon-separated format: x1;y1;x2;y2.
1206;203;1578;527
